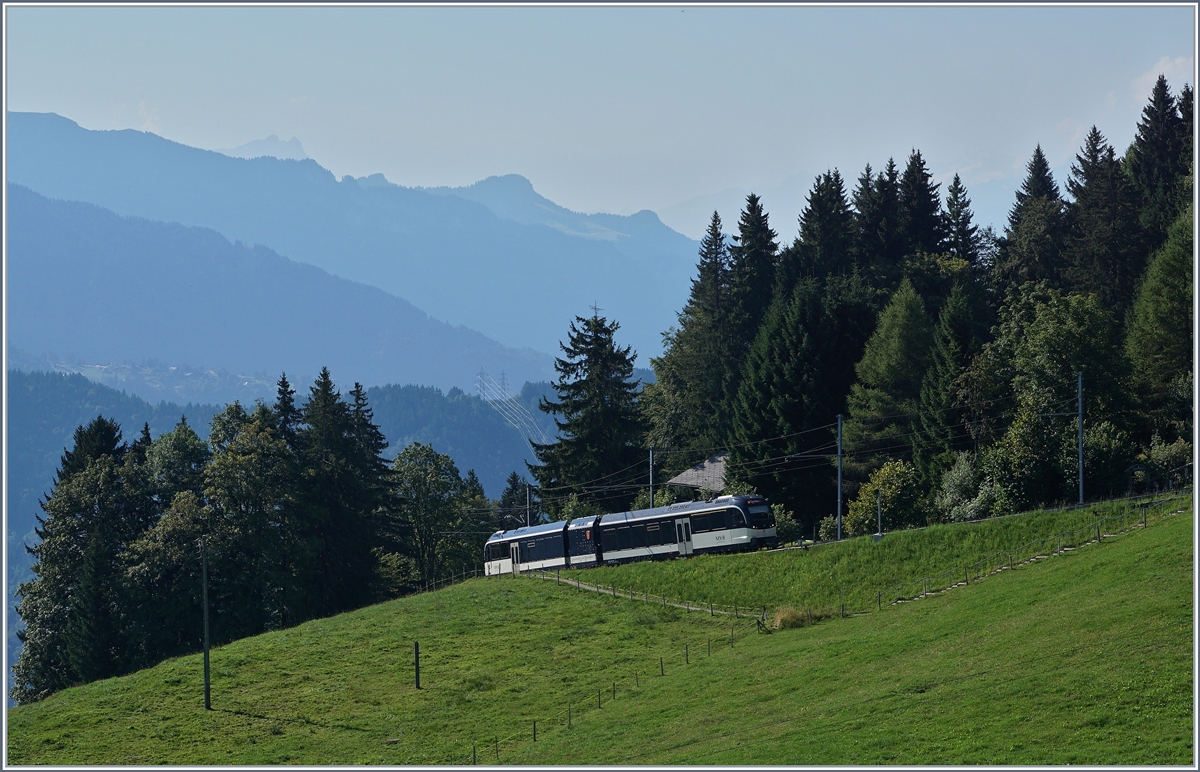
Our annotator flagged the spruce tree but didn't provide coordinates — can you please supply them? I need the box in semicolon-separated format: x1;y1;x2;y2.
497;471;531;528
1127;203;1194;438
726;194;779;359
1062;126;1145;312
644;212;734;463
994;145;1065;294
914;284;976;490
852;159;904;289
944;174;982;266
54;416;125;484
898;149;945;256
727;271;878;530
530;313;645;514
843;279;935;485
779;170;855;290
1127;74;1185;247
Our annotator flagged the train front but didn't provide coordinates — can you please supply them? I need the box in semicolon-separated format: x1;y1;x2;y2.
737;495;778;549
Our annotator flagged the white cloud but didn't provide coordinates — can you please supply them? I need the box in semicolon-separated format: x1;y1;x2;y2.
1133;56;1194;103
137;100;160;133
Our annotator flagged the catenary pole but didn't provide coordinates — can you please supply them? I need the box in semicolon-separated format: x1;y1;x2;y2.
526;485;530;528
1077;371;1084;505
201;537;211;710
837;414;843;540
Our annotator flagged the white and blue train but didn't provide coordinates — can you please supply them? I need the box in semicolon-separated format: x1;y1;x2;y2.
483;495;777;577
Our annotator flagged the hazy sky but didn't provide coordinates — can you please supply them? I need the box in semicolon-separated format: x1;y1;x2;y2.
5;4;1195;240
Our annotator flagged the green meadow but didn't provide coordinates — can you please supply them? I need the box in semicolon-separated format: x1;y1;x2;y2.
7;498;1192;765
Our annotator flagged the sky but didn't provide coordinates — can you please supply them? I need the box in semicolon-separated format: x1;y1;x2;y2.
4;4;1196;240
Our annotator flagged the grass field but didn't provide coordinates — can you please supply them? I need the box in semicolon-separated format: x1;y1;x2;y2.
6;498;1193;765
583;496;1184;614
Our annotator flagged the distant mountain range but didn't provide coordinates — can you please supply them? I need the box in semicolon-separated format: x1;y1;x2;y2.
7;111;700;362
215;134;307;161
6;184;554;400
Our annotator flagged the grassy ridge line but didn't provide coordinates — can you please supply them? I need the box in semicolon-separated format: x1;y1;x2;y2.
583;494;1190;614
500;507;1193;765
8;502;1192;764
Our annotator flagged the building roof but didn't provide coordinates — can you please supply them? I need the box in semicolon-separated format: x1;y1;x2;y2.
667;452;727;491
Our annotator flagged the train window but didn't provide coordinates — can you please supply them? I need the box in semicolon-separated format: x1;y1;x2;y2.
631;525;646;548
692;513;710;533
726;508;746;527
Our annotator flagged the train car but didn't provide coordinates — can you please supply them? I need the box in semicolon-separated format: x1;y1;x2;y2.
484;494;777;575
483;520;569;577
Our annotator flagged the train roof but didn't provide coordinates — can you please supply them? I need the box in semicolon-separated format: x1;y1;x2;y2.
486;520;566;544
598;495;764;525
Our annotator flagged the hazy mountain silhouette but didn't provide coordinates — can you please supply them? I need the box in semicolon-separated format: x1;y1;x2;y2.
215;134;307;160
6;184;553;399
7;112;699;360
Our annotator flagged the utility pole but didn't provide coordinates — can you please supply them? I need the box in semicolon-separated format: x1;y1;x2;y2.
200;537;211;710
649;447;654;506
876;487;882;537
526;485;531;528
837;414;843;541
1077;371;1084;505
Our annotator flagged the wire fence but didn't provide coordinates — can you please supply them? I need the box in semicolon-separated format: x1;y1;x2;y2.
411;490;1190;764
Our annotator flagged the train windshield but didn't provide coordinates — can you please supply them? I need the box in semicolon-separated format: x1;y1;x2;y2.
747;503;774;529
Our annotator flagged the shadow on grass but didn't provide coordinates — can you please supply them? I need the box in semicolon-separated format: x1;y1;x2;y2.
214;706;369;732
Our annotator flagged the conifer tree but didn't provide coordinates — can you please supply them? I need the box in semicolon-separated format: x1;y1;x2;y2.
1127;74;1185;247
944;174;982;266
1127;203;1194;438
1062;126;1145;312
497;471;531;528
727;272;877;529
726;194;779;366
852;159;904;289
914;284;976;490
54;416;125;485
644;212;734;462
898;149;945;256
843;279;935;484
994;145;1065;294
777;170;855;291
530;313;645;514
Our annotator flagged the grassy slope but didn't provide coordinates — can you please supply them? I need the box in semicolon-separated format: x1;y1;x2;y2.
584;498;1174;613
7;503;1192;765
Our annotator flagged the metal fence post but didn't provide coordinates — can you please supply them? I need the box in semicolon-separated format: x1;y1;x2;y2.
414;641;420;690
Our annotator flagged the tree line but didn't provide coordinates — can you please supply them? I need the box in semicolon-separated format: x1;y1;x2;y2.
12;369;536;704
526;75;1193;541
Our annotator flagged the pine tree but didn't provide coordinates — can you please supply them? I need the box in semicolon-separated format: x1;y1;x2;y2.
994;145;1065;294
1127;74;1185;247
497;471;531;529
944;174;982;265
54;416;125;484
1062;126;1145;312
914;284;977;490
530;313;645;514
898;149;945;256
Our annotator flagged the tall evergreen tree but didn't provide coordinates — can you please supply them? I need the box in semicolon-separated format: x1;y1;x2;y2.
1127;204;1194;439
54;415;125;485
898;149;945;256
1062;126;1145;312
852;159;904;288
994;145;1065;294
294;368;381;619
727;271;878;530
843;279;935;485
1127;74;1185;247
944;173;982;266
914;284;977;489
777;170;855;291
644;212;734;463
530;313;645;514
726;194;779;358
497;471;532;528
